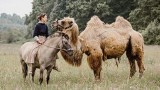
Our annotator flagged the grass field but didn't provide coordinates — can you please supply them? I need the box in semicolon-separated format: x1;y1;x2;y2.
0;44;160;90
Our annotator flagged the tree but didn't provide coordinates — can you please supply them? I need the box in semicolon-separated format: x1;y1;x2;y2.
26;0;137;34
0;13;27;43
128;0;160;31
143;18;160;45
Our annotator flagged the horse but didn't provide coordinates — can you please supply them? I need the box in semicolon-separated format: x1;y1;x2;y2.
19;32;73;84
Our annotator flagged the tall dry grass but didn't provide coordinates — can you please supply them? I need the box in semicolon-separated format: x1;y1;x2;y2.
0;44;160;90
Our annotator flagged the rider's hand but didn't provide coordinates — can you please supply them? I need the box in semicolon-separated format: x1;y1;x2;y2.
34;36;42;44
37;39;44;44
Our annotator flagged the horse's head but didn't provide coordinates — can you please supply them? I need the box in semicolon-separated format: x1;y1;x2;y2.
59;32;73;56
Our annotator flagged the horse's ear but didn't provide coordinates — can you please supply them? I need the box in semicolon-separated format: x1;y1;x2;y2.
62;33;69;40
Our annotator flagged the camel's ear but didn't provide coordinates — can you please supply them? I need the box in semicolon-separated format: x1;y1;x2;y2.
78;36;84;42
51;20;57;28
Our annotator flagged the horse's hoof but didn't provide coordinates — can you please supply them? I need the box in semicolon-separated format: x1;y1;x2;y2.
53;66;60;72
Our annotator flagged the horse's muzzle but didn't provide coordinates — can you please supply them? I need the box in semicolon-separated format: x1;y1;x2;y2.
67;48;73;56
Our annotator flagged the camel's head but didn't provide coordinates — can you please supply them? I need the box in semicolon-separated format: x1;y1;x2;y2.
79;36;102;56
79;36;91;56
52;17;75;31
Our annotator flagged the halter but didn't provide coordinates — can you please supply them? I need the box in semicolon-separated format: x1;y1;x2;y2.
56;19;64;31
42;44;73;52
55;19;73;31
42;32;73;52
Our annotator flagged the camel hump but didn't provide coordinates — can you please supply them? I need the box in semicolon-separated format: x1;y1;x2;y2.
116;16;132;28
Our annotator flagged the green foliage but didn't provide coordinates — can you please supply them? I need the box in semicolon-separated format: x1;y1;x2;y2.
26;0;136;33
128;0;160;31
25;0;160;45
128;0;160;44
143;18;160;45
0;13;27;43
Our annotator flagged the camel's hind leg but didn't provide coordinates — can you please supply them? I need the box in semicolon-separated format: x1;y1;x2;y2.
20;59;28;80
126;52;136;78
136;54;145;78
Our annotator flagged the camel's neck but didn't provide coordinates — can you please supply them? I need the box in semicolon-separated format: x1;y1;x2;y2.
64;25;79;46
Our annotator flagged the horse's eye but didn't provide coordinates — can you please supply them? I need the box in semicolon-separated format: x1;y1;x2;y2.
65;42;68;44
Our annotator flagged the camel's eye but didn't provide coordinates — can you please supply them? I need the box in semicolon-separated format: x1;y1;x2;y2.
69;21;73;25
61;21;65;25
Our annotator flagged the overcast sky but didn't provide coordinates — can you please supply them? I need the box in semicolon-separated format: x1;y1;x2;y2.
0;0;33;17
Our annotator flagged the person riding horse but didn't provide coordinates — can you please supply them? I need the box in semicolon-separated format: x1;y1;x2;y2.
33;13;48;44
27;13;59;74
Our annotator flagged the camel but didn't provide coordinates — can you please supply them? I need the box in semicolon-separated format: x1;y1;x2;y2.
52;17;83;66
52;16;145;81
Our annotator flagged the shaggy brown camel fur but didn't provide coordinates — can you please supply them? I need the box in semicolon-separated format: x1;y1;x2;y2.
52;16;145;81
79;16;145;81
52;17;83;66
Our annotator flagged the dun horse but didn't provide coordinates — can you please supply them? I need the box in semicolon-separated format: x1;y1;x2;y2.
19;32;73;84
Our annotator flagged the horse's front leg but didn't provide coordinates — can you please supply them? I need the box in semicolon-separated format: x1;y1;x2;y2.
39;66;45;85
46;66;52;84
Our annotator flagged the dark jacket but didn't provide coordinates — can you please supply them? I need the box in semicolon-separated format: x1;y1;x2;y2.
33;23;49;38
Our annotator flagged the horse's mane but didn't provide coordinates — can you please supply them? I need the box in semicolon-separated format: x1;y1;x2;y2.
49;32;62;38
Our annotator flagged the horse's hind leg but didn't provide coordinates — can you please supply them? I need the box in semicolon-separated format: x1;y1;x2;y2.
32;67;36;82
20;59;28;80
46;66;52;84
